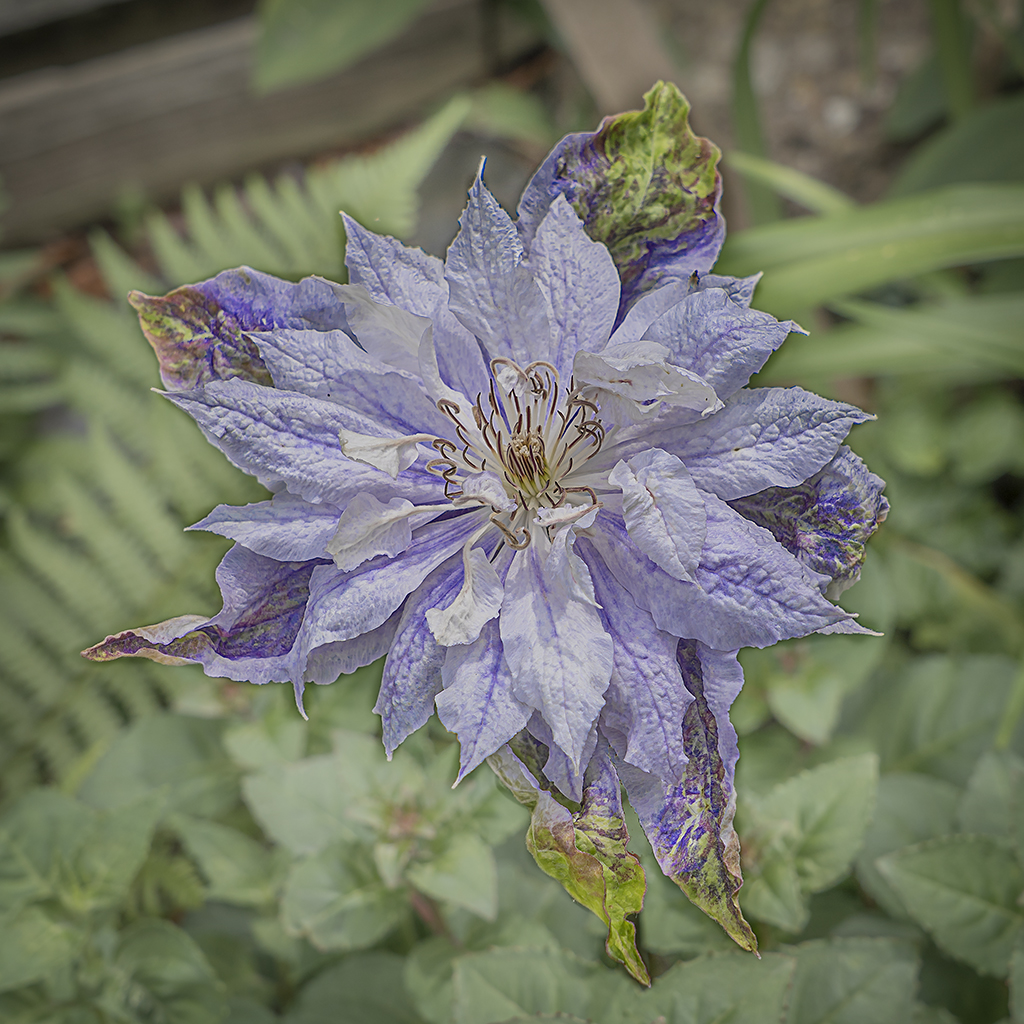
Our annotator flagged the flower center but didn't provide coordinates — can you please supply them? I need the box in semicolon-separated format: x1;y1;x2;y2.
426;358;607;543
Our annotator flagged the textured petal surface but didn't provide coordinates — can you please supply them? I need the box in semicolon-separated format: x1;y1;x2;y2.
445;173;550;366
517;83;723;319
189;494;340;562
525;195;619;379
625;387;872;501
617;641;756;952
164;380;444;506
585;497;849;650
500;522;613;770
585;547;689;782
342;214;490;400
426;544;504;646
374;555;465;756
730;445;889;596
326;493;440;572
129;267;347;391
252;327;447;436
608;447;707;582
641;288;801;398
436;618;531;781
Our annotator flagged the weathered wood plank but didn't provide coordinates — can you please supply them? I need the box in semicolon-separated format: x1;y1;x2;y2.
0;0;541;244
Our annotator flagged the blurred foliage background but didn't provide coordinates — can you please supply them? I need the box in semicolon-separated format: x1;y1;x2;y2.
0;0;1023;1021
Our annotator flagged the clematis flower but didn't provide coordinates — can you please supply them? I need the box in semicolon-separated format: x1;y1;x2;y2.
84;84;887;979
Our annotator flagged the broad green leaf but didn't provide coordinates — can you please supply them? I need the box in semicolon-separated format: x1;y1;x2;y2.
253;0;430;93
450;948;614;1024
957;750;1024;840
0;907;83;993
0;789;93;913
114;919;226;1024
718;184;1024;317
466;82;559;149
242;742;379;856
407;831;497;921
861;654;1020;785
171;814;281;906
877;835;1024;975
725;151;855;216
281;845;407;952
786;938;919;1024
856;772;961;919
890;93;1024;197
741;755;878;932
606;951;796;1024
762;294;1024;383
78;713;239;820
284;951;424;1024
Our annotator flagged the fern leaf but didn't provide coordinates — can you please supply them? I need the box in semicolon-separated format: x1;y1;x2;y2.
89;228;165;300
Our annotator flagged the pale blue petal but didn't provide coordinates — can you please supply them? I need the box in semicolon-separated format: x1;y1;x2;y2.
631;387;872;501
608;448;707;582
374;554;465;756
304;611;401;685
500;522;613;770
641;289;801;398
584;495;849;650
436;617;531;782
164;380;445;507
251;328;448;437
342;213;491;400
524;195;619;380
298;508;491;654
525;712;599;804
190;493;340;561
585;547;689;782
445;173;551;366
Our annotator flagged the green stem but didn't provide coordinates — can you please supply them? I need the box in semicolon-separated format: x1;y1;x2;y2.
928;0;975;120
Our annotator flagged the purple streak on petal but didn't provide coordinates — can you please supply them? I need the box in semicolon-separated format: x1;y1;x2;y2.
251;328;449;437
342;215;491;400
611;387;872;501
374;553;464;756
585;497;849;650
730;445;889;597
298;509;490;659
525;712;599;804
584;545;689;782
445;172;551;366
525;195;619;380
500;522;613;770
437;616;532;781
641;289;801;399
190;493;341;562
163;379;445;507
129;267;348;391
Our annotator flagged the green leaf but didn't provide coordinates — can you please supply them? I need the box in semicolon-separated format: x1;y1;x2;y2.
957;749;1024;840
1011;935;1024;1023
449;948;615;1024
725;151;855;216
718;184;1024;318
762;294;1024;383
609;950;796;1024
465;83;559;149
0;907;83;993
407;831;497;921
877;835;1024;975
786;938;919;1024
171;814;281;906
114;919;227;1024
741;755;878;932
556;81;721;303
281;845;408;952
890;93;1024;197
284;951;425;1024
253;0;430;93
520;751;649;984
856;773;961;919
242;740;380;856
78;713;239;820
